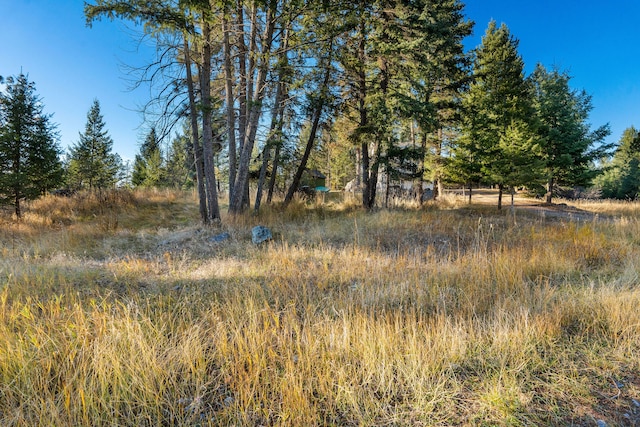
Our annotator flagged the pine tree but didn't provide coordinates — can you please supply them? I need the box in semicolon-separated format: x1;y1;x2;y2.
165;131;194;189
460;21;540;209
67;99;121;190
404;0;473;201
0;74;64;218
532;64;611;203
332;0;473;208
132;128;164;187
595;127;640;199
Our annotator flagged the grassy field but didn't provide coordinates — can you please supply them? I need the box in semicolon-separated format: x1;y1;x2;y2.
0;189;638;426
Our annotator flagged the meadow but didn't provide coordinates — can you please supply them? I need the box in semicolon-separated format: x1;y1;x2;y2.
0;189;638;426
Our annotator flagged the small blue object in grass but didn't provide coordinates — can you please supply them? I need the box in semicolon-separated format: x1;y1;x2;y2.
252;226;272;245
315;186;330;193
210;232;230;243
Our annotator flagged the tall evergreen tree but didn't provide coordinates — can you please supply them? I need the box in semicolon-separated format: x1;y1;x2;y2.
334;0;473;208
595;127;640;199
165;130;194;189
0;74;64;218
460;21;540;209
67;99;121;190
132;128;164;187
404;0;473;201
532;64;611;203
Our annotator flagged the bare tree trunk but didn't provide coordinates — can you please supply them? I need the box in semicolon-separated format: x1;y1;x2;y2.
384;167;390;208
255;28;289;212
14;193;21;219
254;144;272;213
284;45;333;205
222;12;237;202
247;2;257;114
267;29;290;204
365;146;380;209
282;106;324;205
240;2;259;208
414;122;425;204
183;37;208;223
266;141;281;203
468;184;472;204
255;80;284;211
432;127;443;201
510;186;516;221
200;20;221;222
357;15;373;209
234;1;248;205
354;146;361;189
229;3;275;214
545;176;554;204
498;183;504;210
362;141;370;206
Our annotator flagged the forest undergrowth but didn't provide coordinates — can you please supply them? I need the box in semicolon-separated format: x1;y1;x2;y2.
0;189;638;426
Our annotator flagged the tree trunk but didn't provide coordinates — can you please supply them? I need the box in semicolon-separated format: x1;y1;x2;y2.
222;13;237;202
357;15;374;209
510;186;516;216
14;193;21;219
468;184;472;204
363;10;390;211
282;105;324;205
384;167;390;208
284;45;332;205
415;123;425;204
254;85;283;211
247;2;257;114
355;146;361;190
433;127;443;201
545;176;554;204
362;141;370;207
254;146;271;213
229;3;276;214
267;57;290;204
365;153;380;210
497;183;504;210
255;28;289;212
234;2;248;205
266;141;281;203
200;20;221;223
183;37;208;223
240;3;259;209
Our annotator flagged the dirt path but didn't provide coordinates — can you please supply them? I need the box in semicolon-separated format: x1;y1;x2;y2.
445;189;607;222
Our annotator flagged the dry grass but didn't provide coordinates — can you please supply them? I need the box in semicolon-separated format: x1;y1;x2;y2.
0;189;639;426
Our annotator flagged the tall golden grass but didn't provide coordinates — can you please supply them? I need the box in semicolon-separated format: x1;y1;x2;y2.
0;189;638;426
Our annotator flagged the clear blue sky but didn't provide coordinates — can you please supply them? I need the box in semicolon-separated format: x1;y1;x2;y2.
1;0;155;162
1;0;639;162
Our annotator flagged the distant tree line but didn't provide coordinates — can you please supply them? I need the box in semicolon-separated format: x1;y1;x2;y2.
81;0;621;218
1;0;637;220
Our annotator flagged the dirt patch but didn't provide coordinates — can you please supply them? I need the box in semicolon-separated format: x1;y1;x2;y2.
445;189;609;222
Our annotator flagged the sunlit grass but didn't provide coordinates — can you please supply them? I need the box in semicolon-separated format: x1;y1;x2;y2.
0;189;638;425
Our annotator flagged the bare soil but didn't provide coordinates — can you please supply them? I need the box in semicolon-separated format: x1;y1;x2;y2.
445;188;607;222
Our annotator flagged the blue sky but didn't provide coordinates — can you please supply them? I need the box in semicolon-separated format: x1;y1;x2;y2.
1;0;155;162
1;0;639;162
